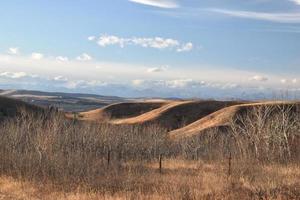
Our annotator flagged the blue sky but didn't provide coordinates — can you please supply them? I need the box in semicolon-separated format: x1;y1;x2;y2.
0;0;300;98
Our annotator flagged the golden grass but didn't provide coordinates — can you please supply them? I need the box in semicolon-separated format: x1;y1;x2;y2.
111;101;189;124
1;101;299;199
0;160;299;200
71;101;167;121
73;100;241;132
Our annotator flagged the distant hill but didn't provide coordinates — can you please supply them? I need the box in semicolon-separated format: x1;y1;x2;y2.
0;89;130;112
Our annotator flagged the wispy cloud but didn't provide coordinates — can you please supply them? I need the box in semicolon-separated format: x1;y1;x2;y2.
8;47;19;55
0;71;28;79
177;42;193;52
255;26;300;34
249;75;268;82
56;56;69;62
0;52;297;98
53;75;68;81
129;0;179;9
88;36;96;41
93;35;193;52
208;8;300;23
31;52;44;60
132;79;145;86
76;53;92;61
290;0;300;5
0;71;38;79
147;65;168;73
281;79;287;84
280;78;299;84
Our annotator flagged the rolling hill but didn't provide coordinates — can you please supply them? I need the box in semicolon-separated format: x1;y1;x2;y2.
0;96;44;121
111;100;242;130
169;101;299;140
73;101;168;121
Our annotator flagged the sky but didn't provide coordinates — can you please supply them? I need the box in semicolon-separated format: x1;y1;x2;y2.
0;0;300;99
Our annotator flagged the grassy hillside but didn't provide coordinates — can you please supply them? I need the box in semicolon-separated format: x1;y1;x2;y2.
169;101;300;140
0;96;43;120
112;100;242;130
71;101;168;121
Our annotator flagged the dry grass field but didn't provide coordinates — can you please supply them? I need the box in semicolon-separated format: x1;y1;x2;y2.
0;98;299;199
0;160;299;200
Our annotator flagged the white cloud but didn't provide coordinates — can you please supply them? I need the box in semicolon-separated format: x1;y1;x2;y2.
56;56;69;62
76;53;92;61
290;0;300;5
279;78;298;84
132;79;145;86
64;81;80;89
131;79;206;89
88;36;96;41
63;80;107;89
84;80;107;87
8;47;19;55
131;37;179;49
95;35;193;52
53;75;68;82
209;8;300;23
0;71;28;79
98;35;127;48
166;79;195;88
249;75;268;82
221;83;239;89
31;52;44;60
281;79;287;84
147;66;168;73
177;42;193;52
0;53;297;96
129;0;179;8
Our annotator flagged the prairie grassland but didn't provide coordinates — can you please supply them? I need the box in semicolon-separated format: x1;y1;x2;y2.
0;159;299;200
0;104;299;199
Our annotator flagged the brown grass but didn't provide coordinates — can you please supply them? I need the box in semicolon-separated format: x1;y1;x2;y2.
0;160;299;200
0;99;300;199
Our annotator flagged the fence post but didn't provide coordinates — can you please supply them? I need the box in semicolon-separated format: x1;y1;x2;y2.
107;148;111;169
159;154;163;174
228;151;232;176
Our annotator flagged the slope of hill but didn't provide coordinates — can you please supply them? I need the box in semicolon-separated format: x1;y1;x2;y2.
169;101;299;140
112;100;242;130
75;101;168;121
0;96;43;121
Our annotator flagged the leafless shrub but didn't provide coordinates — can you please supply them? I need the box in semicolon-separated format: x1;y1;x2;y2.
0;104;299;198
0;108;168;188
230;104;300;163
172;104;300;164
